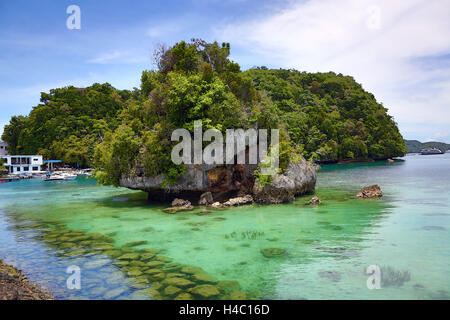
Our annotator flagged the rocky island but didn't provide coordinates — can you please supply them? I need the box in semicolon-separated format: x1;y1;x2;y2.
2;39;406;205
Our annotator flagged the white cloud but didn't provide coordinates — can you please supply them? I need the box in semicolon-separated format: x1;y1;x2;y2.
218;0;450;141
88;50;124;64
88;50;148;64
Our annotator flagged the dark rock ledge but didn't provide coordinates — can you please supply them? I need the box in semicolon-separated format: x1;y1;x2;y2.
120;157;317;206
0;258;54;300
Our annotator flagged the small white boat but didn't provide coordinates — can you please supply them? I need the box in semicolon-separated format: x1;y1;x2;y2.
43;172;78;181
61;173;78;180
43;174;64;181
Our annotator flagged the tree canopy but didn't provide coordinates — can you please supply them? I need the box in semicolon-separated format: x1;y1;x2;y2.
2;39;406;185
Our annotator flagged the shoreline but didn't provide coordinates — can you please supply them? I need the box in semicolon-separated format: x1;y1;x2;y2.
317;157;397;165
0;258;54;300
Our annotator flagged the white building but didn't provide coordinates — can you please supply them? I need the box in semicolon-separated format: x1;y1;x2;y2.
0;140;8;156
0;155;43;174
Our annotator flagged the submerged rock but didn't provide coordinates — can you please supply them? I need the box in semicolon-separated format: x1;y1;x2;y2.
192;272;218;284
163;206;193;214
422;226;446;231
181;266;204;275
356;185;383;198
217;280;240;294
229;290;247;300
104;287;126;300
189;284;221;298
164;285;182;296
162;277;195;288
196;208;210;216
147;261;165;268
140;252;156;261
144;268;163;275
318;270;341;282
175;292;194;300
117;253;140;260
123;240;148;248
260;248;286;258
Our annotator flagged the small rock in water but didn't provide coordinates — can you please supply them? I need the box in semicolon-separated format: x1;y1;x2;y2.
124;240;148;247
196;208;210;216
260;248;286;258
355;185;382;198
309;196;321;205
223;195;253;207
172;198;193;208
211;202;223;209
163;198;194;213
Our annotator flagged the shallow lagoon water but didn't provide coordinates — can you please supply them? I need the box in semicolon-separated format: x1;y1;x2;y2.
0;154;449;299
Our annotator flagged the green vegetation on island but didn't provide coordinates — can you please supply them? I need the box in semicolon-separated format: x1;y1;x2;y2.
405;139;450;153
2;39;406;184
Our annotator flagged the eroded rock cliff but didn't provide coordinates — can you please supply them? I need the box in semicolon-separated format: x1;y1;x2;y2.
119;157;316;204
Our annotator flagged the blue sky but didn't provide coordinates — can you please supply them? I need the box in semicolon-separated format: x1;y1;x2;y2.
1;0;450;142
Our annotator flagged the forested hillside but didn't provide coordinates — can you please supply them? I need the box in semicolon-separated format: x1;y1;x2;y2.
405;140;450;153
2;40;406;177
2;84;132;167
245;68;406;161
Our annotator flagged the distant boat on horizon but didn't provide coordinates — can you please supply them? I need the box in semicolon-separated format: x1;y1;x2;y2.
420;147;444;155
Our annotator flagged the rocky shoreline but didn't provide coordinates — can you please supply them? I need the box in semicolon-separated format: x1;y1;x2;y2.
0;258;54;300
121;157;317;205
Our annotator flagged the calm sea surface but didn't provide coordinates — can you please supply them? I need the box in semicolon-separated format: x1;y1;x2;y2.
0;153;449;299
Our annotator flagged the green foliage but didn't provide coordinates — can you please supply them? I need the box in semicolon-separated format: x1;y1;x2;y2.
93;124;141;186
245;68;406;161
254;168;273;187
3;40;406;188
1;83;130;167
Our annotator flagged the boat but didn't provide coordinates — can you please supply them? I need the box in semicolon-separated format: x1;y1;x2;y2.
420;147;444;155
43;172;78;181
61;173;78;180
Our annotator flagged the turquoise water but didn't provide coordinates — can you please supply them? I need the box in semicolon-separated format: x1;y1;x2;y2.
0;153;449;299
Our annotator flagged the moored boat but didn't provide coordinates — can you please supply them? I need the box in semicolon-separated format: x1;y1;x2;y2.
420;147;444;155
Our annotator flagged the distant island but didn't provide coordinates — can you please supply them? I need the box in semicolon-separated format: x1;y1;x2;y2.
405;140;450;153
